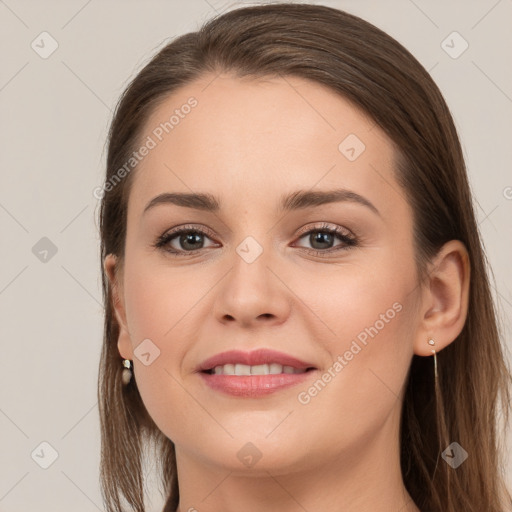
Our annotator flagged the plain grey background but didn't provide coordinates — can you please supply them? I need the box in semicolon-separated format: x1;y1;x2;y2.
1;0;511;510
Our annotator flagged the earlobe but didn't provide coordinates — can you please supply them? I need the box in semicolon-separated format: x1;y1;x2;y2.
413;240;470;357
103;254;134;360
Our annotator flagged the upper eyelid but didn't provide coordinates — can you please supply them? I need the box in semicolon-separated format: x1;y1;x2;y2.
166;224;216;237
295;222;354;238
163;222;351;238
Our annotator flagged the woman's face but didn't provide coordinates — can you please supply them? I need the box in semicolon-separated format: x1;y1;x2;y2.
107;73;425;475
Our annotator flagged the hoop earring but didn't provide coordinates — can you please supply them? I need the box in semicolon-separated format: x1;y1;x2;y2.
122;359;133;386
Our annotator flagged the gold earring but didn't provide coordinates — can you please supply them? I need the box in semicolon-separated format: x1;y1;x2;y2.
122;359;133;385
428;338;438;382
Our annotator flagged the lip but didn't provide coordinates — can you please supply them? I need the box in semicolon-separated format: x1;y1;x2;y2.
196;348;317;398
197;348;316;372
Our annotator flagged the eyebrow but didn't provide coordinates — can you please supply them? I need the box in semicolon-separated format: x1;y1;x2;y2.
143;188;380;216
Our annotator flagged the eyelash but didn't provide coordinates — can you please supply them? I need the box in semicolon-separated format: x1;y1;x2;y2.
153;222;358;258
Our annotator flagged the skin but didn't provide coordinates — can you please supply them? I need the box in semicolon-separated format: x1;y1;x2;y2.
104;73;470;512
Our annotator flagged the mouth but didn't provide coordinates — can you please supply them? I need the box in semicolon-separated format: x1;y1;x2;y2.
196;348;318;397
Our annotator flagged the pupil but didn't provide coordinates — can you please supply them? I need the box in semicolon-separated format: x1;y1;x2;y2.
311;232;332;249
181;232;203;250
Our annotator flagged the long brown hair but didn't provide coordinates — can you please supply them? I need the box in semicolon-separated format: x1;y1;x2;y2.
97;3;512;511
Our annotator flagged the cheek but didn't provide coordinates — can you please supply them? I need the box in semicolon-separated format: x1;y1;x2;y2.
287;272;416;460
291;255;414;352
121;256;224;440
123;256;206;349
290;253;417;408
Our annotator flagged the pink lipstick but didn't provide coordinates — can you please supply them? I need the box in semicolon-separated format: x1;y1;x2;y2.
196;348;317;397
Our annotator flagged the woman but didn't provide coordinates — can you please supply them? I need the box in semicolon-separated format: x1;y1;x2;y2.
97;3;512;511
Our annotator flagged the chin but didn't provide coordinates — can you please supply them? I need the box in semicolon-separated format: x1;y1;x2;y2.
188;433;319;476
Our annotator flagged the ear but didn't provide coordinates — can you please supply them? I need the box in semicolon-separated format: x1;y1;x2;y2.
103;254;134;360
413;240;470;356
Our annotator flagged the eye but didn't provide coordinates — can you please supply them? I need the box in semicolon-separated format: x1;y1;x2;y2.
153;222;358;257
153;224;218;255
293;222;358;256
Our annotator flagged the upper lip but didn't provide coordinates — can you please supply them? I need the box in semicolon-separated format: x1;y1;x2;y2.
197;348;316;372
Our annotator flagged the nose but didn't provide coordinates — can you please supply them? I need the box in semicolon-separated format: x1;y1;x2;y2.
213;241;292;328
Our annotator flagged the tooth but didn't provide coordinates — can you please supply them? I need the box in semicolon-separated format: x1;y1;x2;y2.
235;364;252;376
223;364;235;375
250;364;270;375
209;363;306;375
269;363;283;374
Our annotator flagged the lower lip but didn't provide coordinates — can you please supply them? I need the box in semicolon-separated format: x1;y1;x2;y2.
198;370;316;397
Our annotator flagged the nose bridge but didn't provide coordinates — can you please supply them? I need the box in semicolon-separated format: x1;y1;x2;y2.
229;230;274;294
224;198;277;267
213;226;290;326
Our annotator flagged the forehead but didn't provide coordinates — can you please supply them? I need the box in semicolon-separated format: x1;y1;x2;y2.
128;73;401;219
